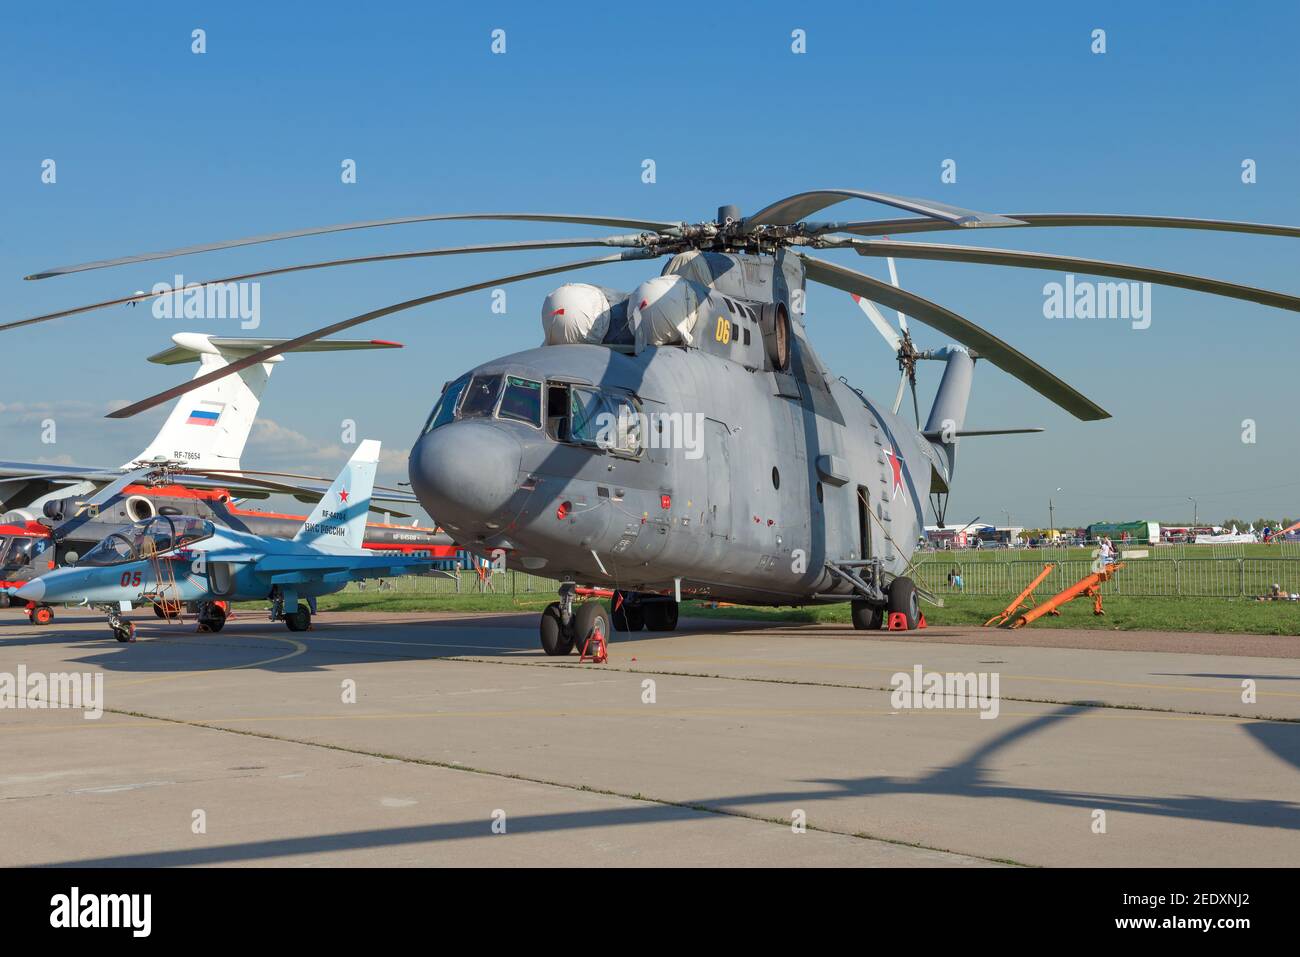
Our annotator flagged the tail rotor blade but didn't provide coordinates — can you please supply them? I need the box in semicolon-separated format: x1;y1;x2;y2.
892;373;908;415
850;294;902;352
885;255;908;332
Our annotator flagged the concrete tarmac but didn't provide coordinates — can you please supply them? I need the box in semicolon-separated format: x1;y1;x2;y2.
2;608;1297;867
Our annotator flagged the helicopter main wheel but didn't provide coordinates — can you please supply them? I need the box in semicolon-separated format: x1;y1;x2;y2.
29;604;54;626
197;603;227;633
887;577;920;631
284;602;312;632
611;591;644;632
539;602;574;655
643;600;679;632
851;600;884;631
573;601;610;655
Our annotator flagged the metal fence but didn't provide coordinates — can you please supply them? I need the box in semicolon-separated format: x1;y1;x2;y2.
914;556;1300;598
337;569;558;597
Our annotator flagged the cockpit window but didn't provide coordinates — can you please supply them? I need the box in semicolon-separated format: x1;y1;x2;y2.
569;386;609;445
498;376;543;428
80;516;214;567
0;535;48;572
423;374;469;434
458;374;503;420
569;386;642;455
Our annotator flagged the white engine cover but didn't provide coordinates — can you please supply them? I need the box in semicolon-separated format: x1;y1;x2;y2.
540;284;612;345
627;275;702;347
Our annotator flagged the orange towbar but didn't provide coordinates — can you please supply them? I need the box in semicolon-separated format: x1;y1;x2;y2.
984;563;1056;627
1009;562;1125;629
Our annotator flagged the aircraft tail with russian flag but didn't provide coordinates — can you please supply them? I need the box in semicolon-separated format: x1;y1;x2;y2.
126;333;401;471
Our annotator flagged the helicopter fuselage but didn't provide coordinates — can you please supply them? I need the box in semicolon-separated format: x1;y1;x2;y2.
409;280;949;607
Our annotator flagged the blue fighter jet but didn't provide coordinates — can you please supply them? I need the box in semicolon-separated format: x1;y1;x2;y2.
12;440;446;641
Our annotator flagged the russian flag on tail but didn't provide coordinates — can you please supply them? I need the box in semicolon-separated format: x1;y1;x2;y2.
186;406;222;427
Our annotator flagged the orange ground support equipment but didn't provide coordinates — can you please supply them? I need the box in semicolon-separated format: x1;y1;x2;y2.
1008;562;1125;629
984;563;1057;627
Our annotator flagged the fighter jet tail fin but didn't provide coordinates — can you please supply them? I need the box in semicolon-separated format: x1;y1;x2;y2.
291;440;381;551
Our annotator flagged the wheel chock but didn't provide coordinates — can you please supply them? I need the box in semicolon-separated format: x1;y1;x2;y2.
917;611;927;630
579;629;608;663
887;612;910;631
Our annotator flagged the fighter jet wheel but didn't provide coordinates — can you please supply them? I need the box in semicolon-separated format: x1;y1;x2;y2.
851;600;884;631
539;602;574;656
887;577;920;630
112;621;135;643
611;591;644;632
573;601;610;655
284;603;312;632
30;605;54;626
197;603;227;634
643;600;680;632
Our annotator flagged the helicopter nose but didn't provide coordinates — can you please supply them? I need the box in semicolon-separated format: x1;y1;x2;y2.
410;422;523;533
13;578;45;601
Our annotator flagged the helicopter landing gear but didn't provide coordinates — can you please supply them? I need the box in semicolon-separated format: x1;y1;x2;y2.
197;601;227;633
851;600;885;630
27;604;54;626
887;576;920;630
642;599;679;632
540;582;576;655
611;590;645;632
572;601;610;658
107;608;135;643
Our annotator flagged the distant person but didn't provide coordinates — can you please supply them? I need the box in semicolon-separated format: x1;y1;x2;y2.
950;568;964;591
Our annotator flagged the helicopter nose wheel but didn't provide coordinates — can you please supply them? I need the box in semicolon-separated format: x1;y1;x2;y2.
539;601;574;655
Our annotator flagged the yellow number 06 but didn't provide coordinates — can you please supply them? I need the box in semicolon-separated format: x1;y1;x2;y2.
714;317;731;344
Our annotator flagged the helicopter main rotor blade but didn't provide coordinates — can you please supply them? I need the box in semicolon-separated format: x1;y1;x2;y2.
746;189;1024;229
817;213;1300;240
105;249;659;420
26;213;683;281
2;235;650;335
801;254;1110;421
836;238;1300;313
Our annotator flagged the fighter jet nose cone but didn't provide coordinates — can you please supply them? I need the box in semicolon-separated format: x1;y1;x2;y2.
13;578;45;602
409;422;523;535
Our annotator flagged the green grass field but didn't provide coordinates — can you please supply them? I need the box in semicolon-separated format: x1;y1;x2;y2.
281;590;1300;636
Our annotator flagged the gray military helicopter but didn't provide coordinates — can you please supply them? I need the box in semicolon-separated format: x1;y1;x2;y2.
14;188;1300;654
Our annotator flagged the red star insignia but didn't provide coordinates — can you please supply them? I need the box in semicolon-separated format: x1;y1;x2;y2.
338;489;349;503
883;448;904;500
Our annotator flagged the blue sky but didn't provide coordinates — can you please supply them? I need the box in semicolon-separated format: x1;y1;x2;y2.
2;1;1298;527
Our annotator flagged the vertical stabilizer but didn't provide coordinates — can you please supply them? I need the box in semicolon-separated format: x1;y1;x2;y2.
128;333;279;470
923;346;975;482
292;440;381;551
